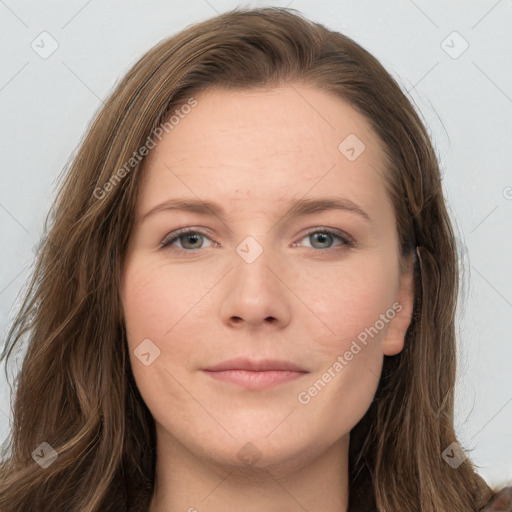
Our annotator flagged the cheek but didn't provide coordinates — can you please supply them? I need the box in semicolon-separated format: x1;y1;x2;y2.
122;257;209;340
304;257;398;352
122;256;222;394
122;259;206;417
293;258;395;435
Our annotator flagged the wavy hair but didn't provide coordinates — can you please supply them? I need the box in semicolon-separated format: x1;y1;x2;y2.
0;6;505;511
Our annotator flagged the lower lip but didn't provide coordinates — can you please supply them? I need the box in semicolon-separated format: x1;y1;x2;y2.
204;369;307;390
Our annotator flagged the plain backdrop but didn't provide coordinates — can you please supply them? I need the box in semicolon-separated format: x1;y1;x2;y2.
0;0;511;488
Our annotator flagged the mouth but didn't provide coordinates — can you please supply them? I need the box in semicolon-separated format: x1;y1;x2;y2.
203;357;309;391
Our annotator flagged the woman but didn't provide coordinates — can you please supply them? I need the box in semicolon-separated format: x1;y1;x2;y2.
0;6;510;511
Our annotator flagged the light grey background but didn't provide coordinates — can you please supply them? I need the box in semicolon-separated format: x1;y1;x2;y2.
1;0;511;488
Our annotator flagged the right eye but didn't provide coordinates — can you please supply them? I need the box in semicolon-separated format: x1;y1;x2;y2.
160;227;218;252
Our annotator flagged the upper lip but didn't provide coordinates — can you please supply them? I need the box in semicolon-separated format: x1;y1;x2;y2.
204;357;309;372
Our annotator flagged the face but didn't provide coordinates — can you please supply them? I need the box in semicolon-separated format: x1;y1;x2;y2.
121;85;414;476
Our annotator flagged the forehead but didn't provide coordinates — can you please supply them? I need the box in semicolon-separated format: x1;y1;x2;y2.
139;85;391;219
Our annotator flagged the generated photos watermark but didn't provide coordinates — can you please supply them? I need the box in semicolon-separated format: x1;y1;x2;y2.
93;97;198;200
297;301;403;405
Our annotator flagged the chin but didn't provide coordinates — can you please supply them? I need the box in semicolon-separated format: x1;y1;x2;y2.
195;430;323;477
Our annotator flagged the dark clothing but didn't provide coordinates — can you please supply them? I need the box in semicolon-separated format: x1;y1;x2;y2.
483;486;512;511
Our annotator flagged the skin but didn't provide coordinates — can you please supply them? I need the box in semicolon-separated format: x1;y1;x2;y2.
121;84;415;512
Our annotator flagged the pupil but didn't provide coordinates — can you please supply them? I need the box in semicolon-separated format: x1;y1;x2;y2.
184;234;201;249
313;233;331;248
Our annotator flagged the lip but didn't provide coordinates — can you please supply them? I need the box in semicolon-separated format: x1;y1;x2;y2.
204;357;308;373
203;358;309;391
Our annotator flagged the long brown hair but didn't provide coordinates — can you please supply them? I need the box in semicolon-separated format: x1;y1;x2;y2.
0;6;505;511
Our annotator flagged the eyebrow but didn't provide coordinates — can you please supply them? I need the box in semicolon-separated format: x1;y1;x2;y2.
140;196;372;223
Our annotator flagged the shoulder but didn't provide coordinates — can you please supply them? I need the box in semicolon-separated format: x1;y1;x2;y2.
482;486;512;511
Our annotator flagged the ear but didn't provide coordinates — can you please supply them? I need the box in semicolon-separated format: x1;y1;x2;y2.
381;252;415;356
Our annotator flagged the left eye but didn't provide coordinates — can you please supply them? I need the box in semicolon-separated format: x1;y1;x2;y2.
295;229;353;250
160;228;354;252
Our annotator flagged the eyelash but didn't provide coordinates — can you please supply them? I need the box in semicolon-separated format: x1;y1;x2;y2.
160;226;356;253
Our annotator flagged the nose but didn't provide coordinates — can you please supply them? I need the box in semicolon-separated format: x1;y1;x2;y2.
219;238;292;331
